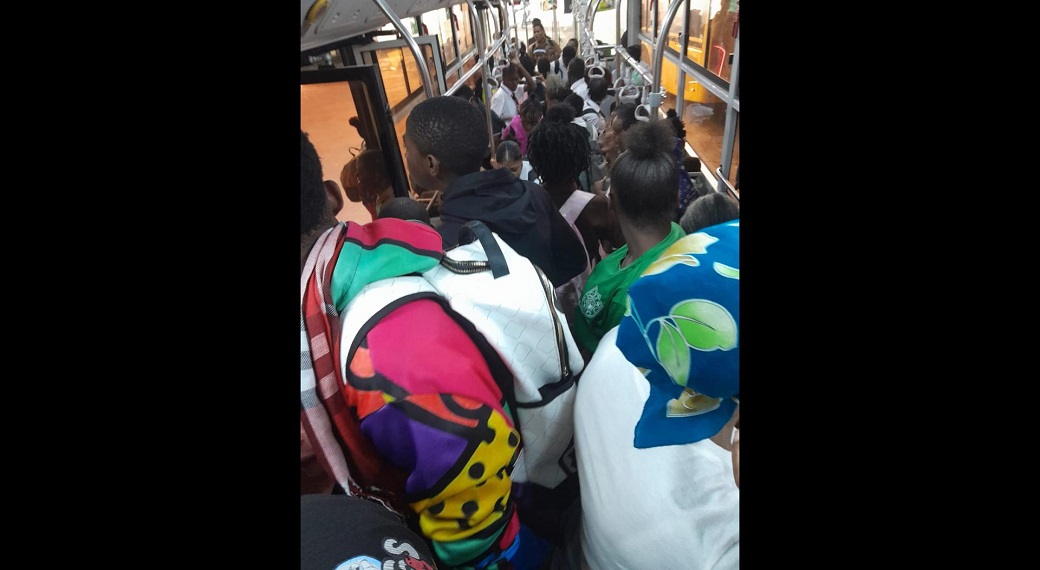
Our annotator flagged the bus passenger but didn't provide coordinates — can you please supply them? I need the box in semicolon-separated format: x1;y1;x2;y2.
492;140;534;182
680;191;740;234
403;95;587;289
377;196;432;227
566;221;740;570
572;119;688;357
301;495;439;570
526;104;616;325
352;148;396;219
501;98;543;156
528;19;558;62
301;129;558;570
567;57;588;101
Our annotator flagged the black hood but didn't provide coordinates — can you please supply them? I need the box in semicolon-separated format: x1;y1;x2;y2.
439;169;539;235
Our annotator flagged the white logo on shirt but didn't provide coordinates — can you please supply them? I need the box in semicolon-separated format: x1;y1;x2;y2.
580;286;604;319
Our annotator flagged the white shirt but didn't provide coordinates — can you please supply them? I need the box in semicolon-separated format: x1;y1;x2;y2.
571;78;589;101
573;326;740;570
490;83;525;121
581;99;606;141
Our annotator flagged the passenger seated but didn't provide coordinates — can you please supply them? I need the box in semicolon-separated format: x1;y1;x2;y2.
680;191;740;234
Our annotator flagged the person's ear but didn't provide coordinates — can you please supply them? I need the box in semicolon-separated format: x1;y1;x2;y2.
323;179;344;216
426;154;441;179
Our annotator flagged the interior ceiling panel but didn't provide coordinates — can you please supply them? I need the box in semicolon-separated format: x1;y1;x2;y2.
301;0;466;52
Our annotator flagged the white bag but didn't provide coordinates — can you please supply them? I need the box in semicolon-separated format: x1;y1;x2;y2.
338;221;585;489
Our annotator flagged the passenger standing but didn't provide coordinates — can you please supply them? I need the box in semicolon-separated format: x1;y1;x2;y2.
566;220;741;570
571;119;687;357
493;140;534;182
526;105;616;325
300;129;556;570
567;57;588;101
501;98;543;156
352;148;396;219
528;20;559;62
403;96;588;288
580;78;610;143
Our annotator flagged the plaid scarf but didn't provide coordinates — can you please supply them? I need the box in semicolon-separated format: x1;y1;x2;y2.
300;219;443;508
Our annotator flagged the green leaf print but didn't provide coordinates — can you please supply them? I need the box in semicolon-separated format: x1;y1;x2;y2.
656;321;690;387
671;300;737;351
713;262;739;280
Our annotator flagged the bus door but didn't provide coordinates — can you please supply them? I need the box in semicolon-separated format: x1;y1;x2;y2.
301;64;410;224
352;36;447;198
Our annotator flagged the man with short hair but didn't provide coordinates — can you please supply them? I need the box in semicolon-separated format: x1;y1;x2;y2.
403;96;588;289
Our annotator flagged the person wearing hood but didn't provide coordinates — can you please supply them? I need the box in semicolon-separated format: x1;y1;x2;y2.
404;95;587;289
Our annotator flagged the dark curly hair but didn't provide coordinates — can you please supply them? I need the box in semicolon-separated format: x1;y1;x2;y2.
527;104;592;187
301;129;327;235
406;95;490;176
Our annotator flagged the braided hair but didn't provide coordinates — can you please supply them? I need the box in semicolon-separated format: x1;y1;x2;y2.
527;104;592;187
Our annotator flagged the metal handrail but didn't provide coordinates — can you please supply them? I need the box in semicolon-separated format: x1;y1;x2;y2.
649;0;683;120
715;167;739;202
371;0;434;98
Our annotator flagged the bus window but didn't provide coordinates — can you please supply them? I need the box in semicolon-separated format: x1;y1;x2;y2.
453;3;474;56
706;0;738;82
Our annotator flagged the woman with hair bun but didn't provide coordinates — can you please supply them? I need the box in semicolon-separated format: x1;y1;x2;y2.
571;119;688;357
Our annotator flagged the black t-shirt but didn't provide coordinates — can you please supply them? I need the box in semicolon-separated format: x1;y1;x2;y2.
301;495;438;570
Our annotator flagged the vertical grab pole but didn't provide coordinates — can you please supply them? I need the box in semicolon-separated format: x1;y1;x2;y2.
649;0;683;120
371;0;435;98
469;0;496;162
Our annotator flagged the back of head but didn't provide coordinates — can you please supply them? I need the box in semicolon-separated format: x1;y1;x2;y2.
544;74;566;97
626;44;642;62
564;93;586;116
354;148;390;186
679;192;740;233
567;57;585;84
301;130;327;236
377;197;432;226
611;120;679;227
537;57;551;75
544;102;576;124
546;82;572;104
527;104;592;186
496;139;522;164
520;54;536;75
454;84;474;101
587;78;609;103
406;95;489;176
613;103;639;132
518;98;544;124
562;45;577;64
